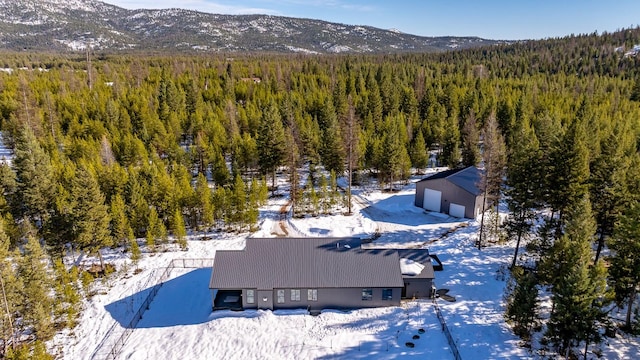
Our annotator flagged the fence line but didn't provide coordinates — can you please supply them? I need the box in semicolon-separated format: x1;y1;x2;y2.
91;258;215;360
433;298;462;360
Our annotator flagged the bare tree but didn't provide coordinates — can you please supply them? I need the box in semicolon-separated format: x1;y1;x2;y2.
478;113;506;249
343;96;360;215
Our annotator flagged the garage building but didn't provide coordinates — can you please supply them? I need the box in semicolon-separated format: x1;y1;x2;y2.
414;166;484;219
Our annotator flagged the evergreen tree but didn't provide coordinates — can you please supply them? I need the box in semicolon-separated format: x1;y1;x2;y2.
194;173;214;230
461;112;480;167
212;186;229;228
154;208;168;246
246;178;260;230
146;207;160;252
503;116;538;265
125;172;149;237
286;128;301;218
0;220;19;356
129;235;141;265
309;186;319;216
319;99;345;174
44;181;74;258
52;259;81;328
547;118;590;225
609;200;640;331
210;149;230;186
12;126;54;230
379;115;407;189
410;130;429;173
171;208;188;250
343;96;360;214
441;112;461;168
17;235;54;341
236;132;258;174
70;165;112;268
6;340;53;360
318;174;329;214
329;170;340;207
505;266;538;341
478;114;507;249
589;123;632;262
544;196;607;357
110;193;132;248
258;177;269;206
630;76;640;102
231;174;247;229
256;102;287;189
0;163;18;217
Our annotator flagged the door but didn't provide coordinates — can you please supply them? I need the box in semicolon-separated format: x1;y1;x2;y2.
423;188;442;212
257;290;273;310
449;203;466;218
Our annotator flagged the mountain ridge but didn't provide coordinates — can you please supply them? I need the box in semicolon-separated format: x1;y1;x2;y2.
0;0;504;53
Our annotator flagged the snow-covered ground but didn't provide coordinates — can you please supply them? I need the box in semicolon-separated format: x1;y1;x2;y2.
50;172;640;359
0;133;13;165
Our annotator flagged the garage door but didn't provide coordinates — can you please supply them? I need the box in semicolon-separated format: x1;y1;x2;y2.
449;203;465;218
423;188;442;212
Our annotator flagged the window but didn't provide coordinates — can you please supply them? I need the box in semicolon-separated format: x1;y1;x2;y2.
382;288;393;301
307;289;317;301
362;288;373;301
291;289;301;301
246;289;255;304
277;289;285;303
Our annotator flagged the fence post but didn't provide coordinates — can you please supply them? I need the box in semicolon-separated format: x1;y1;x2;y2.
433;298;462;360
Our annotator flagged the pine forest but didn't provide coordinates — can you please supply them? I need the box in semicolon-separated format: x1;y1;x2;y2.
1;27;640;358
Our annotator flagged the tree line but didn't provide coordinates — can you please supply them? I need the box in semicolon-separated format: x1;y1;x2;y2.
0;27;640;357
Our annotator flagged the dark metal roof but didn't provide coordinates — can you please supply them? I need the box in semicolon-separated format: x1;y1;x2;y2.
396;249;435;279
417;167;464;181
210;238;405;290
418;166;483;196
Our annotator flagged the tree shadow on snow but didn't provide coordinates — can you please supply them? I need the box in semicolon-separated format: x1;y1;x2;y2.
313;304;451;360
360;194;461;227
105;268;213;328
367;228;459;249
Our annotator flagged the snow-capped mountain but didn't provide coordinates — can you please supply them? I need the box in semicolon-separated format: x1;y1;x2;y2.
0;0;500;53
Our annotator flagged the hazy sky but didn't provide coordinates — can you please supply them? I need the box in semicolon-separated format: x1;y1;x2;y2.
106;0;639;40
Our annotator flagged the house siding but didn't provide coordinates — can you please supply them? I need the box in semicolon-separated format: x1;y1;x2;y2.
239;287;402;311
403;278;434;299
210;289;217;309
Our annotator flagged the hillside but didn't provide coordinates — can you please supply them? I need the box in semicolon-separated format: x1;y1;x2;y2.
1;27;640;360
0;0;501;53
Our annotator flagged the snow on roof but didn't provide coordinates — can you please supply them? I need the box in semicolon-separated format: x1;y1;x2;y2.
400;258;425;276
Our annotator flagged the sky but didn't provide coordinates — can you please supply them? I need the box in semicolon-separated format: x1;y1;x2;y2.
105;0;640;40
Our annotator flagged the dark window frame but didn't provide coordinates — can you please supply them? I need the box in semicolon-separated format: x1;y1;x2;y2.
382;288;393;300
291;289;301;301
307;289;317;301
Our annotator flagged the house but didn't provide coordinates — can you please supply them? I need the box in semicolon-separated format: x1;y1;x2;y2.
414;166;484;219
209;238;435;311
397;249;436;299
